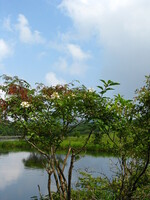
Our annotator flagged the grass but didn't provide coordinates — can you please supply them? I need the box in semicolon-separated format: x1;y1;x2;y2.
60;134;115;153
0;134;115;153
0;140;32;152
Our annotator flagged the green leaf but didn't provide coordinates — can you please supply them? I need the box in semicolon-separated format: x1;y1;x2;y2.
106;87;114;91
100;79;106;85
97;86;103;90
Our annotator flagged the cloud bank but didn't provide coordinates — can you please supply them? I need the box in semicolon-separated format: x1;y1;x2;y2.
60;0;150;97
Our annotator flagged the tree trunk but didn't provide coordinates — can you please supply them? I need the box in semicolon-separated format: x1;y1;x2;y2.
48;172;53;200
67;150;75;200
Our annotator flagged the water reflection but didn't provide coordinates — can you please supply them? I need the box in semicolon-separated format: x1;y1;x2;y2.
23;152;47;169
0;152;28;190
0;152;47;200
0;151;117;200
23;152;118;178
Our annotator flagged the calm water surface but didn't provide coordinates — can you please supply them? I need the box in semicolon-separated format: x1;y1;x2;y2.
0;151;118;200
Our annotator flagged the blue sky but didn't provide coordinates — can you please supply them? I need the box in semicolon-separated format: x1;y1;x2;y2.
0;0;150;98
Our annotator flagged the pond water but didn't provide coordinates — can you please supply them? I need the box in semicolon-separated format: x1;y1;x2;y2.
0;151;118;200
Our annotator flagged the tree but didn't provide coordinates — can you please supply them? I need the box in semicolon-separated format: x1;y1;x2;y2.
0;75;115;200
91;76;150;200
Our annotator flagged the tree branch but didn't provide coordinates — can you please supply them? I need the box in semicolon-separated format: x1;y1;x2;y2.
25;139;50;160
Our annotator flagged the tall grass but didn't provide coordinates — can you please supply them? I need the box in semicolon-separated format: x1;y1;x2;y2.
0;134;115;153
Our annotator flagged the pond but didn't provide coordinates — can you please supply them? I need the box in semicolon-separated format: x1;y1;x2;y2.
0;151;118;200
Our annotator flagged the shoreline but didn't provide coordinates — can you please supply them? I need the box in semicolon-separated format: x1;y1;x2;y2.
0;139;114;154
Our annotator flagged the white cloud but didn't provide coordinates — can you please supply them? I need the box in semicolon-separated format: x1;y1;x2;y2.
60;0;150;97
16;14;45;44
69;62;88;75
3;16;13;32
53;43;90;76
66;44;90;75
54;57;68;71
45;72;66;86
59;0;105;38
109;0;131;11
60;0;150;44
0;39;12;62
54;57;87;76
67;43;90;61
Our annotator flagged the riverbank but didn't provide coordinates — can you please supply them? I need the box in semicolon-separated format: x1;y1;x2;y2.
0;135;114;153
60;136;114;153
0;135;22;141
0;140;32;152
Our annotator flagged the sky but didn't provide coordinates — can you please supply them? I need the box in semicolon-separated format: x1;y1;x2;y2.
0;0;150;98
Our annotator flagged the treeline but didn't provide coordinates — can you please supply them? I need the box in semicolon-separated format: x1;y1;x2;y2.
70;122;92;136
